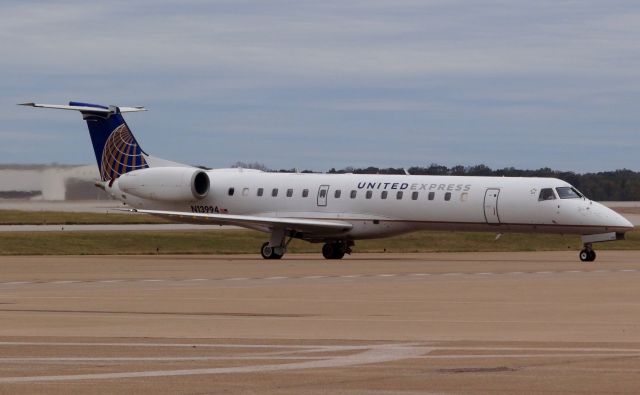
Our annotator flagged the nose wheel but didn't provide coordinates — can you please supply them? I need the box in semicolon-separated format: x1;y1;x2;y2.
579;246;596;262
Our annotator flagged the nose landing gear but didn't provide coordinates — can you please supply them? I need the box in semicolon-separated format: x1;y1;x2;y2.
579;246;596;262
579;232;625;263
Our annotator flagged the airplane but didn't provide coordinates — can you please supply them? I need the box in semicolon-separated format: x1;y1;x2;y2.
20;101;634;262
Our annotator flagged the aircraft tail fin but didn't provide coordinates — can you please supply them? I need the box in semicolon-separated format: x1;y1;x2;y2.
20;101;152;182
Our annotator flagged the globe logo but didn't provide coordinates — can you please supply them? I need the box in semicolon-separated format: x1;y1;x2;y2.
100;123;148;182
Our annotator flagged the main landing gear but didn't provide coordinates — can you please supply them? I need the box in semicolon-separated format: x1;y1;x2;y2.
261;242;284;260
322;241;352;260
260;228;292;260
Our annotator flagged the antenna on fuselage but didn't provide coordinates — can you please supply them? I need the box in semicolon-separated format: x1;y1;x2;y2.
403;168;411;175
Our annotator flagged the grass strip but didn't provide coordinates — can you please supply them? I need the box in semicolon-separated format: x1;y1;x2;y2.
0;210;169;225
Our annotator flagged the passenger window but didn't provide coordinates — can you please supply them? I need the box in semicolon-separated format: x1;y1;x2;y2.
257;188;264;197
396;191;403;200
411;191;418;200
242;188;249;196
286;189;293;197
366;190;373;199
428;192;435;201
228;187;235;196
272;188;278;197
444;192;451;201
381;191;388;199
538;188;556;201
350;190;357;199
334;190;341;198
302;189;309;198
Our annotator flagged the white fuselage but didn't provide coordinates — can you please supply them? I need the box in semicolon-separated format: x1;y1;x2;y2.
24;101;633;260
109;169;633;242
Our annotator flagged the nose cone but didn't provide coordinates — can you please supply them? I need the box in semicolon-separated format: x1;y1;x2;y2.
594;202;634;231
612;210;634;230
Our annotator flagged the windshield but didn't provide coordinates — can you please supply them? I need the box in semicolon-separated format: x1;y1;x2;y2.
538;188;556;201
556;186;583;199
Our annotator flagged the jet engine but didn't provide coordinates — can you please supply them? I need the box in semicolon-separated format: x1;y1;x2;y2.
118;167;210;201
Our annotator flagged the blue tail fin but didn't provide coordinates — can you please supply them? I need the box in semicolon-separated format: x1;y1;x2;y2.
20;101;150;182
74;102;149;182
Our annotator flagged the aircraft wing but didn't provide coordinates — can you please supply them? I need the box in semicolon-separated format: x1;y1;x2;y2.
127;209;353;235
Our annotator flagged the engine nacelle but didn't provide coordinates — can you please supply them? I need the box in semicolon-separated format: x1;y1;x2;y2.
118;167;210;201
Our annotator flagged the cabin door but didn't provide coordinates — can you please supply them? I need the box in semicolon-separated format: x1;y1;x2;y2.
483;188;501;224
317;185;330;207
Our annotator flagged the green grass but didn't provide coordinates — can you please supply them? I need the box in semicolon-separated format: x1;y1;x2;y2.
1;209;637;255
0;210;169;225
0;229;638;256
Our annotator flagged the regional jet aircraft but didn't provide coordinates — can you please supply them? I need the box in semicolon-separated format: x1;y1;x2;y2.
21;102;633;261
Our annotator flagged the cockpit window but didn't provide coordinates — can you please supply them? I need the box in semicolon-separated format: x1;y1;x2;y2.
556;187;583;199
538;188;556;201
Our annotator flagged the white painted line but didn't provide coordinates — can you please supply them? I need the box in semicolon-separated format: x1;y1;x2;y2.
535;271;553;274
377;274;396;277
0;341;372;349
141;279;165;282
97;279;125;283
415;353;640;359
433;345;640;353
563;270;583;273
476;273;494;275
441;273;462;276
619;269;637;272
506;272;524;275
340;274;362;278
264;276;288;280
227;277;249;281
182;278;209;282
0;356;323;362
2;281;31;285
0;344;428;383
409;273;431;276
49;280;79;284
303;276;326;279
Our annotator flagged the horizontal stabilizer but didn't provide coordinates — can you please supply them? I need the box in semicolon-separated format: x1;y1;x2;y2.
19;102;146;113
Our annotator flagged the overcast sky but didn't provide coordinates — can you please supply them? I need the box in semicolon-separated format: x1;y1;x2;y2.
2;0;640;172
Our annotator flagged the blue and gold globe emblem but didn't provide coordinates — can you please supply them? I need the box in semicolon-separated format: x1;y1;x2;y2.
100;124;148;181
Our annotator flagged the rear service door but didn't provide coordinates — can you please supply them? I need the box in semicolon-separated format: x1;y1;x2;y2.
483;188;500;224
317;185;330;207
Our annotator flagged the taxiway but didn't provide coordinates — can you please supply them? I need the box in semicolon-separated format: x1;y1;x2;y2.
1;251;640;393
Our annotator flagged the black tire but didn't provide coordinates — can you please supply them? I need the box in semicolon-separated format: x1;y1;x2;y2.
261;242;284;260
580;249;596;262
322;243;335;259
322;243;346;260
271;249;284;259
261;242;273;259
